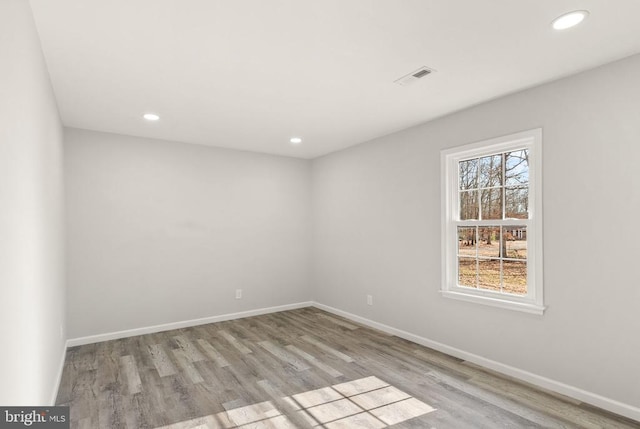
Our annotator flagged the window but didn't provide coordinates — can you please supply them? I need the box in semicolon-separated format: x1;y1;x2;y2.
441;129;544;314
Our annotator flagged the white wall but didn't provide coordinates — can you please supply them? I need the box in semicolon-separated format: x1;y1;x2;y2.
65;128;312;338
0;0;65;405
312;54;640;410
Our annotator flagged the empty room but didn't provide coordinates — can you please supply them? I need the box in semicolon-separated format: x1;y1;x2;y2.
2;0;640;427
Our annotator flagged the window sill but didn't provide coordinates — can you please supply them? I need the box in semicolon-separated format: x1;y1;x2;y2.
440;290;546;315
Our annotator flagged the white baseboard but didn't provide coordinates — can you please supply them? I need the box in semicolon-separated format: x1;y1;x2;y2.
50;339;68;405
67;301;313;347
312;302;640;423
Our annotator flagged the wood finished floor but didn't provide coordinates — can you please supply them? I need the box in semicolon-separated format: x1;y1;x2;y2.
56;308;639;428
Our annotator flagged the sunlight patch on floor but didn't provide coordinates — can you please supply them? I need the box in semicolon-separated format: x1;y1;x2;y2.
154;376;435;428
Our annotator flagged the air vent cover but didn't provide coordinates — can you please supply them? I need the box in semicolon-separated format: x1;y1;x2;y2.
394;66;436;86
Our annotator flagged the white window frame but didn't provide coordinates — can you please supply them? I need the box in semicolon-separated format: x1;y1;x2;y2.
440;129;545;315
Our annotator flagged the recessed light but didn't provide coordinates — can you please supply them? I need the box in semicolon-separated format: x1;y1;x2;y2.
552;10;589;30
290;137;303;144
143;113;160;121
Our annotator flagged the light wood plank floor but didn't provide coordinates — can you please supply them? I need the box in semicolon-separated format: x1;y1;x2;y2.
56;308;639;428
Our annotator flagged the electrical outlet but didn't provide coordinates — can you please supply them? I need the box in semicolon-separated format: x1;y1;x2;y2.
367;295;373;306
236;289;242;299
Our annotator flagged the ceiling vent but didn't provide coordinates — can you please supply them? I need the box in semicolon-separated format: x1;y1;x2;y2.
394;66;436;86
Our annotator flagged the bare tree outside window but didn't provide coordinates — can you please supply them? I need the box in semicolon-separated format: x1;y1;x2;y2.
456;149;529;295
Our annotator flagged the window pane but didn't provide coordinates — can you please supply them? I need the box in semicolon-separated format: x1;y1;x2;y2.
505;149;529;186
478;259;501;291
458;257;476;288
478;227;500;257
445;130;540;309
459;158;478;190
460;190;479;220
504;226;527;259
505;186;528;219
481;188;502;220
457;227;476;257
479;154;502;188
503;260;527;295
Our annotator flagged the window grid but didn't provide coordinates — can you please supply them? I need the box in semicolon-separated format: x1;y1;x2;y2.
441;129;544;314
456;148;530;296
456;225;528;295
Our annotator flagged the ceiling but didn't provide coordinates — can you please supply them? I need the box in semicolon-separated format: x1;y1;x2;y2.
30;1;640;159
